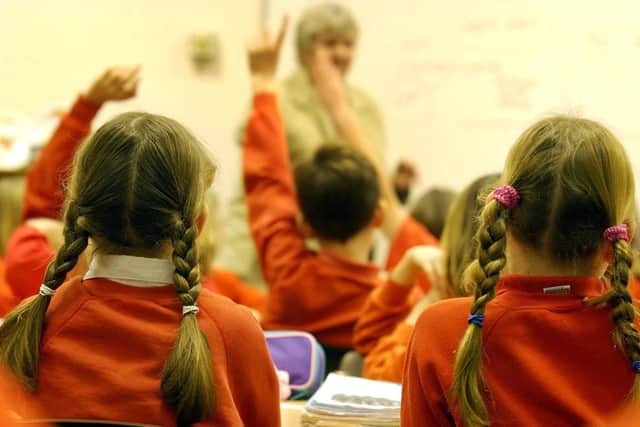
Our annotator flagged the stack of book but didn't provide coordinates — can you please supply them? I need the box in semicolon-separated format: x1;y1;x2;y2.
301;374;401;426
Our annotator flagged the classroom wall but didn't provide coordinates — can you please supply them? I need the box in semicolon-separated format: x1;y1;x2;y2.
270;0;640;200
0;0;259;204
3;0;640;206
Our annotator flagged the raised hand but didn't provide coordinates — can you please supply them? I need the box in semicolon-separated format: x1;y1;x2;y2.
247;16;288;93
390;245;445;290
309;46;347;114
83;66;141;105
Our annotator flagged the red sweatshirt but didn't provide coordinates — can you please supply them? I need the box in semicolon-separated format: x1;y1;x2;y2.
352;218;439;379
0;259;18;316
401;275;636;427
244;93;424;348
353;282;419;382
4;96;99;301
353;281;419;355
0;371;48;426
22;277;280;426
202;268;266;312
4;98;263;312
597;403;640;426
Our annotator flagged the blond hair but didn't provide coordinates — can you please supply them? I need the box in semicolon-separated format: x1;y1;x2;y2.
440;174;499;297
0;112;217;425
452;116;637;426
197;191;219;276
0;175;25;256
296;2;358;64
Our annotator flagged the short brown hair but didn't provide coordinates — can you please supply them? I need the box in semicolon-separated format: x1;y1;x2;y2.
295;144;379;242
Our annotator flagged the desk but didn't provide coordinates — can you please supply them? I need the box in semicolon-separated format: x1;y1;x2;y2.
280;401;305;427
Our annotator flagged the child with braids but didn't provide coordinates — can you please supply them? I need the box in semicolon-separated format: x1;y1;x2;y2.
4;66;140;303
0;111;280;424
353;173;499;383
402;117;640;426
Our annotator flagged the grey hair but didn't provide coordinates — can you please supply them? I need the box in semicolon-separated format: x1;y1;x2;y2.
295;2;359;65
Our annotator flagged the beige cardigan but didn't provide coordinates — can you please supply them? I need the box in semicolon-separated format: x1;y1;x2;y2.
217;68;386;284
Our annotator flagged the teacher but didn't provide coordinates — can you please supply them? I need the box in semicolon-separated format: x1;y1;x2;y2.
218;2;387;284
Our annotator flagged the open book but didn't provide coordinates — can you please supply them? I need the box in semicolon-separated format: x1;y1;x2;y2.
302;374;401;426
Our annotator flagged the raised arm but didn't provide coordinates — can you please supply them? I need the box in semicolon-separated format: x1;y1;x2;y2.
22;66;140;222
354;245;443;353
244;17;317;286
309;49;407;238
6;67;140;300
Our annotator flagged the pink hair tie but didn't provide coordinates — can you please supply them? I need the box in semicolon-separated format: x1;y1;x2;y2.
492;185;520;209
603;224;629;242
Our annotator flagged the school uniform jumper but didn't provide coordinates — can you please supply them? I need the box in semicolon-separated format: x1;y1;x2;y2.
0;259;17;316
243;93;427;349
353;282;418;382
25;254;280;426
4;97;265;311
401;275;636;427
202;268;266;312
5;96;99;300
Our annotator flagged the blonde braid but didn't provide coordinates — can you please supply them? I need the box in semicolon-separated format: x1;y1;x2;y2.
171;221;202;307
452;199;509;427
0;202;89;389
161;220;215;426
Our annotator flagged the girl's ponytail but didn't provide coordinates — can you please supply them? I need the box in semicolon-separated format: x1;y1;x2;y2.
0;202;89;389
161;219;215;426
591;224;640;399
452;186;518;426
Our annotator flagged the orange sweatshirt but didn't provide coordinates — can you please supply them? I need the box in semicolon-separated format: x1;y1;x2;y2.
244;93;422;348
385;216;438;272
352;217;439;374
597;403;640;427
628;276;640;300
5;99;263;313
353;282;419;382
0;258;18;317
202;268;266;312
5;96;99;301
21;277;280;426
353;280;419;356
401;275;636;427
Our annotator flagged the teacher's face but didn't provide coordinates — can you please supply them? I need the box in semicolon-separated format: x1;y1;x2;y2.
312;32;355;76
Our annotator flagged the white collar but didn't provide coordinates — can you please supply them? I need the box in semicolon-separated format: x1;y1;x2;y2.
84;253;175;288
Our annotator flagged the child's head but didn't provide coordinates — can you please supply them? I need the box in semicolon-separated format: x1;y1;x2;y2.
439;174;499;297
410;188;456;240
0;112;216;425
294;144;380;243
0;175;25;256
453;116;637;426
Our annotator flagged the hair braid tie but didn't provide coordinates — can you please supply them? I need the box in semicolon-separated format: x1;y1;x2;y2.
182;305;200;316
38;284;57;297
467;314;485;327
604;224;629;242
492;185;520;209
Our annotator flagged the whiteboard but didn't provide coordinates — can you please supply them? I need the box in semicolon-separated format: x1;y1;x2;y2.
268;0;640;198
